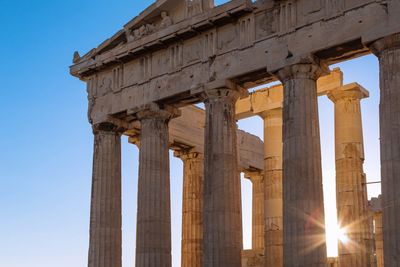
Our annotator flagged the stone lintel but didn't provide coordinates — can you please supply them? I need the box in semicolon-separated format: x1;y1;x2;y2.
236;68;343;120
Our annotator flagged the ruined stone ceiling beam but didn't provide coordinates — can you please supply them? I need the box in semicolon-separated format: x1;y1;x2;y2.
126;105;264;172
236;68;343;119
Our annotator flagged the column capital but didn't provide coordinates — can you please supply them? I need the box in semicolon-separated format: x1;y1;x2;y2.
128;135;141;147
260;107;283;119
244;170;264;183
369;33;400;57
327;83;369;103
174;150;204;161
92;121;125;135
275;59;329;82
135;103;181;121
125;128;141;147
201;85;248;104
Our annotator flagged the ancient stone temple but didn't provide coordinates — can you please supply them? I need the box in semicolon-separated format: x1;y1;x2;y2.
70;0;400;266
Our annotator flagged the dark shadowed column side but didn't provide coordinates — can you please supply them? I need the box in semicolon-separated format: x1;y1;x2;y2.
203;88;243;267
370;33;400;267
276;63;328;267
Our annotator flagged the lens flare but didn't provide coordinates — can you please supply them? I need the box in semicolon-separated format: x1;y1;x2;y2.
337;227;349;244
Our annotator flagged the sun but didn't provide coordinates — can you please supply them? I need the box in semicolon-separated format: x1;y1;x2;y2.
325;221;350;257
337;227;349;244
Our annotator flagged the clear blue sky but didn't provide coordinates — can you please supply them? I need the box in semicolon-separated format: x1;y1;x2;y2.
0;1;381;266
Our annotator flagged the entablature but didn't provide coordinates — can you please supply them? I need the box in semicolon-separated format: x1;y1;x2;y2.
71;0;399;125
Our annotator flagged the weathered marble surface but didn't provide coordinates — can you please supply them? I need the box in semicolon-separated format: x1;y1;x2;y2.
70;0;400;125
176;151;204;267
277;62;328;267
370;196;384;267
370;33;400;267
88;123;123;267
262;108;283;267
328;84;373;267
203;88;243;267
135;106;178;267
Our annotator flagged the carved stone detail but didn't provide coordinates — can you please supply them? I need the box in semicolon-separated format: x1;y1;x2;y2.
112;65;124;93
87;75;98;98
169;43;184;71
98;76;112;95
325;0;345;17
276;0;297;34
203;29;217;61
239;15;255;48
160;11;173;29
127;24;156;42
73;51;81;63
140;55;152;82
186;0;204;18
126;11;174;43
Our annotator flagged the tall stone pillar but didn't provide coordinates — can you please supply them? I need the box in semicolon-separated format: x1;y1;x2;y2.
175;150;204;267
370;33;400;266
374;211;384;267
371;196;384;267
135;105;178;267
245;171;265;251
88;122;123;267
203;88;243;267
276;63;328;267
262;108;283;267
328;85;373;267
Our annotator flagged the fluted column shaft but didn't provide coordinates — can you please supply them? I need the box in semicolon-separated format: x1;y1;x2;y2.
178;151;204;267
374;211;384;267
203;88;243;267
246;172;265;251
262;108;283;267
135;107;176;267
88;123;122;267
370;33;400;266
277;63;328;267
328;88;373;267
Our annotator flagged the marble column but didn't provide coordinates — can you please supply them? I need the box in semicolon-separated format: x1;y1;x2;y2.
135;106;177;267
374;211;384;267
370;33;400;266
328;86;373;267
276;63;328;267
245;171;265;251
176;150;204;267
262;108;283;267
88;122;123;267
203;88;243;267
